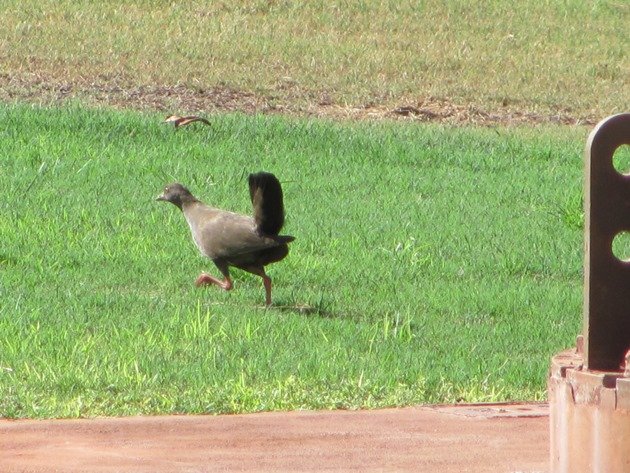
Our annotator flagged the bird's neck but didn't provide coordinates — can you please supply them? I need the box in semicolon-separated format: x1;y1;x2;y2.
178;197;201;211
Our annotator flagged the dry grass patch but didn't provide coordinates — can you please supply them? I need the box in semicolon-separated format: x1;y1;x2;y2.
1;0;628;124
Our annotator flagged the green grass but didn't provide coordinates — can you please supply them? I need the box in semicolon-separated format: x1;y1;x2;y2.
0;103;588;418
0;0;628;120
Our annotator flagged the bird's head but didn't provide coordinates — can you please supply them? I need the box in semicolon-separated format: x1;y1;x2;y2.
156;183;197;209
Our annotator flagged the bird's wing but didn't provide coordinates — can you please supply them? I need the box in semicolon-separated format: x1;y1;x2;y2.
194;211;281;260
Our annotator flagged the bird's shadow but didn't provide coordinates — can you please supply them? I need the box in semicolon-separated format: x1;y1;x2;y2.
261;302;336;318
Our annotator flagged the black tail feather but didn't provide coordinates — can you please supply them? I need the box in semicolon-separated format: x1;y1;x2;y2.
249;172;285;235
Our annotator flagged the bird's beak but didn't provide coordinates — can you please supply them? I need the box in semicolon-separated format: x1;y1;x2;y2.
156;194;166;202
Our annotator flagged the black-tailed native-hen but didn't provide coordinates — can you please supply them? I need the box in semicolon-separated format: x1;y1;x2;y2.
156;172;294;306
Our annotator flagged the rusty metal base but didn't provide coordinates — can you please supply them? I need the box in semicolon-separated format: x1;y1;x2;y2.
549;344;630;472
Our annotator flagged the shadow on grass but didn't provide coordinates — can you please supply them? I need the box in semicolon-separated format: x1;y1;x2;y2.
265;301;336;318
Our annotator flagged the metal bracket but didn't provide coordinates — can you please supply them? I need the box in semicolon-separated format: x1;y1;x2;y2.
583;113;630;370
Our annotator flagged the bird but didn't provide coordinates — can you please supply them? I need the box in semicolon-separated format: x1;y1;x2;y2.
156;172;294;306
164;115;211;129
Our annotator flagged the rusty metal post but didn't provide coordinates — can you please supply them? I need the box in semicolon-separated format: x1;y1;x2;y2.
549;113;630;473
583;112;630;370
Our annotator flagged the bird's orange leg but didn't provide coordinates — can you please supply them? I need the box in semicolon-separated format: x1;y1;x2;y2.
195;273;233;291
243;266;272;306
262;276;272;307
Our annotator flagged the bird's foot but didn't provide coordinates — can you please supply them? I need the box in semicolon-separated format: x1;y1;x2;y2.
195;273;233;291
195;273;213;287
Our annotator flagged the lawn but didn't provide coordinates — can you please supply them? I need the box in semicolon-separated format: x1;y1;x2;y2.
0;103;589;418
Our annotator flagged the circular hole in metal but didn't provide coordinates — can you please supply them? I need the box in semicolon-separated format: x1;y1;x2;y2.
612;231;630;262
612;144;630;175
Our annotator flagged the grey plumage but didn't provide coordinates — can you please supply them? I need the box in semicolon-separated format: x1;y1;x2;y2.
157;173;294;305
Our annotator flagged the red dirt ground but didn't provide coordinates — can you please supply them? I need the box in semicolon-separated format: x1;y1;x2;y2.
1;403;548;472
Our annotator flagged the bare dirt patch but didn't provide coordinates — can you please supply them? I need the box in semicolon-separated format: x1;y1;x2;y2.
0;73;596;127
0;403;548;472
